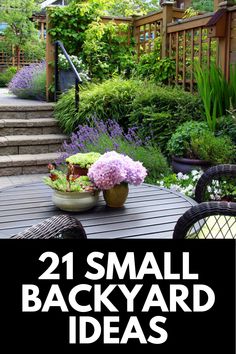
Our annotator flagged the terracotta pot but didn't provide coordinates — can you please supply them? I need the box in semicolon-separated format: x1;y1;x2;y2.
72;165;88;176
171;156;211;174
103;183;129;208
67;163;88;176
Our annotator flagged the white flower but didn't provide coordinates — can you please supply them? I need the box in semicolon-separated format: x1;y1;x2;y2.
192;175;200;182
207;186;212;193
182;175;189;180
177;172;184;180
191;170;199;176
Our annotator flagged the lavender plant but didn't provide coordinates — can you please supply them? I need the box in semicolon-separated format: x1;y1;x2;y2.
9;62;46;100
57;118;169;183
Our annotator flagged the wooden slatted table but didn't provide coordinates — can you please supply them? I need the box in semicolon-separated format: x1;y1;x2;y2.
0;182;197;239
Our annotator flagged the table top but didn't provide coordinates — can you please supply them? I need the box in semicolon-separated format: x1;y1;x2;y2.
0;182;197;239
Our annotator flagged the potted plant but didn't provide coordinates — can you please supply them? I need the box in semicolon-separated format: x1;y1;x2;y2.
87;151;147;208
58;54;90;92
43;164;99;212
66;152;101;176
167;121;235;173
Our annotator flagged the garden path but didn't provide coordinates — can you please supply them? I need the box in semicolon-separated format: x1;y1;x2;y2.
0;88;66;178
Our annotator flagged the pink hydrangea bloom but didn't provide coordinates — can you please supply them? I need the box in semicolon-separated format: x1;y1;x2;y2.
88;151;147;190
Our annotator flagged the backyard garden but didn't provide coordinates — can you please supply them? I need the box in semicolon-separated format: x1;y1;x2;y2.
0;0;236;206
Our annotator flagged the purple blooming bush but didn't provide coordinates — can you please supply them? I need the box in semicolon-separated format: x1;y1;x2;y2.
58;118;169;183
88;151;147;190
9;62;46;100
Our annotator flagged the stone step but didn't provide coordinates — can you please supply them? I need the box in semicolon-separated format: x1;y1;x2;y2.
0;104;54;119
0;152;60;176
0;118;61;136
0;134;67;155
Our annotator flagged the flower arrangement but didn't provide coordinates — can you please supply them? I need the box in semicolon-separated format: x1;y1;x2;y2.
87;151;147;190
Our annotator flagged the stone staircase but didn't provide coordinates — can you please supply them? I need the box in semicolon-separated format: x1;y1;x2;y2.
0;104;66;176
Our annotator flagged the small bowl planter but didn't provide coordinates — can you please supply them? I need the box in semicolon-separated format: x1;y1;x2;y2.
52;190;100;212
171;156;211;174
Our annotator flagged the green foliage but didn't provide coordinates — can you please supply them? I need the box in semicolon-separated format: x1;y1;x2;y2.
191;0;214;12
167;120;235;164
44;172;96;192
195;64;236;132
0;67;17;87
83;21;136;80
0;0;41;57
31;70;46;101
55;79;204;152
73;0;160;16
136;37;175;85
190;132;235;164
48;2;99;55
195;64;230;132
216;114;236;145
136;52;175;84
66;152;101;168
130;84;204;152
182;7;199;19
23;40;46;62
167;121;208;158
55;78;140;133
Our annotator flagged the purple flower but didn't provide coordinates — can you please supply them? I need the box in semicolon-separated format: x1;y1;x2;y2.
9;62;46;99
88;151;147;190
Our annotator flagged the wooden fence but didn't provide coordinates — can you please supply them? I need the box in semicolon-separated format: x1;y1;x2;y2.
0;44;42;69
43;2;236;99
132;2;236;92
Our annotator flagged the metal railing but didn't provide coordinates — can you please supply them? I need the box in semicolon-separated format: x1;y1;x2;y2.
54;40;82;111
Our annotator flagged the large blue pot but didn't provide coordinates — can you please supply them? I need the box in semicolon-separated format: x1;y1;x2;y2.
59;69;76;92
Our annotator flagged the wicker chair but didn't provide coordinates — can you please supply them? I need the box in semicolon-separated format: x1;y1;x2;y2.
11;215;87;239
173;201;236;239
195;164;236;203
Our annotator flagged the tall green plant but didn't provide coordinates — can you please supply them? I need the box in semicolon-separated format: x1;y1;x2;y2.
195;64;230;132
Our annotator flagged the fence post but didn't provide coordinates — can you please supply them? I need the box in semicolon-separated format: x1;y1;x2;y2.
218;1;233;80
161;1;175;58
46;8;54;102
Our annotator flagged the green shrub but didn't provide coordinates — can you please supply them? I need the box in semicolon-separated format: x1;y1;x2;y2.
55;78;204;147
136;54;175;84
0;67;17;87
167;121;209;158
31;70;46;101
130;84;204;152
191;132;235;164
55;78;141;133
216;115;236;145
167;120;235;164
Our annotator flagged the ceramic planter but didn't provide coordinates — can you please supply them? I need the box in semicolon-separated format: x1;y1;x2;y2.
59;69;75;92
52;190;99;212
171;156;211;174
103;183;129;208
